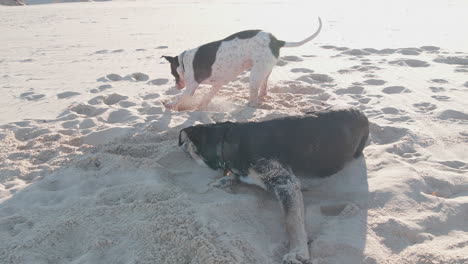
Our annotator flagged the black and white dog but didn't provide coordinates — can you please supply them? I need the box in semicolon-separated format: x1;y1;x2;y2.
162;18;322;110
178;107;369;264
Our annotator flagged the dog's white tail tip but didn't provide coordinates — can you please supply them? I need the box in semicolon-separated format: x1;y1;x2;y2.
283;17;322;48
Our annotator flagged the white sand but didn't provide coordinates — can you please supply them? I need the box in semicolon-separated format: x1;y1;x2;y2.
1;0;467;263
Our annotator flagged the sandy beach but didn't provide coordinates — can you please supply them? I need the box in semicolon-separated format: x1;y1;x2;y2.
1;0;467;263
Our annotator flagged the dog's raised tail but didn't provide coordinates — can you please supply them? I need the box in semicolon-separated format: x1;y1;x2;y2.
283;17;322;48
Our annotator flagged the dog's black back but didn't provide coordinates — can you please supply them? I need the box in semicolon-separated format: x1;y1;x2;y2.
180;107;369;178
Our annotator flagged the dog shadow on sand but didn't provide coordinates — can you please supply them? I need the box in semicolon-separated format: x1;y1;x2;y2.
167;149;370;263
301;157;369;263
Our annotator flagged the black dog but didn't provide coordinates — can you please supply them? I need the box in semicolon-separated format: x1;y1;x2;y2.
178;107;369;264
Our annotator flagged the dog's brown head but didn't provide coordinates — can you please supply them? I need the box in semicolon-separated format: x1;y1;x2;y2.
162;55;186;89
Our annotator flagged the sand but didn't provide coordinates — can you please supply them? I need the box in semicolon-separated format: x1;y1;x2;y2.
0;0;467;263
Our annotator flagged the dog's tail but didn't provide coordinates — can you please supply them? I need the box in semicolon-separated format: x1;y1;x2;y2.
282;17;322;48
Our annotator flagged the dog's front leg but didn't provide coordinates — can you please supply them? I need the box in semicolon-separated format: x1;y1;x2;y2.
163;84;199;110
197;85;221;109
252;160;310;264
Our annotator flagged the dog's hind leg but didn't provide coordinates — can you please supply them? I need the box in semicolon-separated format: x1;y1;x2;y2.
258;71;271;102
250;159;310;264
248;64;275;107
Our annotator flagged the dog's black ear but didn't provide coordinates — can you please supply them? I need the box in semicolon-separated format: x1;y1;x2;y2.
182;126;205;147
179;127;195;146
161;56;175;63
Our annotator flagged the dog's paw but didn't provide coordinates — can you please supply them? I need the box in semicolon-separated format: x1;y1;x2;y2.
201;175;238;194
282;252;311;264
208;175;236;189
258;94;270;103
247;101;259;108
162;100;177;110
